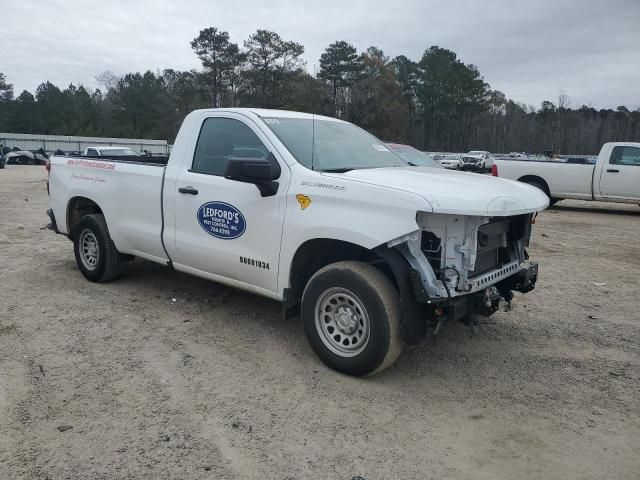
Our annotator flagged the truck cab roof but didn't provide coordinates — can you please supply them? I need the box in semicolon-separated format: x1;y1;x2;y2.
191;108;346;123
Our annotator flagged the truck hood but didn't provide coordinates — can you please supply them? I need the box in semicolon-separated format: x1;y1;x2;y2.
327;167;549;216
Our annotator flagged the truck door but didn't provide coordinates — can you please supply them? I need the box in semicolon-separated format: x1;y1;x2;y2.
171;114;289;294
598;145;640;201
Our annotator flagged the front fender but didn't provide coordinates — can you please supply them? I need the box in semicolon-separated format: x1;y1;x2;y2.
277;168;430;295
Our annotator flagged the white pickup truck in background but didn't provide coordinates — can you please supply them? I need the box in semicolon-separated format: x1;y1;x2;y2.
47;108;548;376
83;146;140;157
493;142;640;205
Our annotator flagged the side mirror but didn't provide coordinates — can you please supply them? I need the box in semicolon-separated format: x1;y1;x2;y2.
224;152;281;197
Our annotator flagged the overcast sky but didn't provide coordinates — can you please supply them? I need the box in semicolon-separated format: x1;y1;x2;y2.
4;0;639;109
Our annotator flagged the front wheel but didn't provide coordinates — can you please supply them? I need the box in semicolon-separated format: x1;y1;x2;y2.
301;261;403;376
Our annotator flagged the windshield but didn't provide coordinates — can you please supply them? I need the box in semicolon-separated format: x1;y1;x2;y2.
261;117;408;171
468;151;486;156
386;145;443;168
99;148;139;156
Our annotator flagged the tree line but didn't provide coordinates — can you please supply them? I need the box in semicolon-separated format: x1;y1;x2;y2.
1;27;639;154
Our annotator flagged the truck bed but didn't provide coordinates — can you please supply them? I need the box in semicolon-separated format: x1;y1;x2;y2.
494;158;596;200
48;154;169;263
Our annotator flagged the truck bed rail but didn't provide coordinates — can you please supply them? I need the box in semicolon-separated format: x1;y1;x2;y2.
52;154;168;166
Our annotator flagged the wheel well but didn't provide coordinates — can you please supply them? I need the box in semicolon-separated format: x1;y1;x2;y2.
287;238;429;345
67;197;103;236
518;175;550;197
288;239;393;305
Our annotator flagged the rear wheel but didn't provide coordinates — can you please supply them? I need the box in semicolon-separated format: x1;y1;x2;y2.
521;179;557;205
73;214;124;282
523;178;545;192
301;261;403;376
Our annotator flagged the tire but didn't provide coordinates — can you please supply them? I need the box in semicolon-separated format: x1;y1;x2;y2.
522;179;559;207
73;214;123;282
523;179;548;194
301;261;403;377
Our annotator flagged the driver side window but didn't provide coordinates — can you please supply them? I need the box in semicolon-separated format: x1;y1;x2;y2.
610;146;640;166
191;118;268;176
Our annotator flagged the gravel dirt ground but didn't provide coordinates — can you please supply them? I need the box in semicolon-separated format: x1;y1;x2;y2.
1;165;639;480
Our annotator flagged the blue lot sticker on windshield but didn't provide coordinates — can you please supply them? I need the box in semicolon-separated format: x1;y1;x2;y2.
197;201;246;239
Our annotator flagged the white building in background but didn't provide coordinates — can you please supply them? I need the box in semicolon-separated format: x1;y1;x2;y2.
0;132;170;155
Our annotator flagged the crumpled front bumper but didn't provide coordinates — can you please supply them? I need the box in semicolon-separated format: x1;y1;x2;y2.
410;261;539;321
498;261;538;294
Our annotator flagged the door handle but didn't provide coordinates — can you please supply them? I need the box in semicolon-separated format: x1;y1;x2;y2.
178;186;199;195
606;169;619;173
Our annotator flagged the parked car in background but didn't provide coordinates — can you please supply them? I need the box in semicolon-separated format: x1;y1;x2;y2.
48;108;547;376
493;142;640;205
83;146;140;157
4;150;48;165
461;154;482;171
438;154;463;169
462;150;493;171
385;143;443;168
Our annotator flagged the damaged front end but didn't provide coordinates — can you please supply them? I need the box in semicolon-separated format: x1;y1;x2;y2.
385;212;539;343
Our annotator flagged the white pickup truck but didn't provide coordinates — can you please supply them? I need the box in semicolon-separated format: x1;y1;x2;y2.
492;142;640;205
83;146;140;157
47;108;548;376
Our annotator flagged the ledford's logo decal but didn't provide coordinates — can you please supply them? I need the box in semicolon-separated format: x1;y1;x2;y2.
197;202;246;240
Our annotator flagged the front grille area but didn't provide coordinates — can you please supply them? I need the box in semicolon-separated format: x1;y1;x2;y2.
470;215;531;278
471;219;509;276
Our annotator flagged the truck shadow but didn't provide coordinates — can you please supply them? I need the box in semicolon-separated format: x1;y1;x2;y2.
111;259;569;395
119;258;282;314
549;203;640;217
